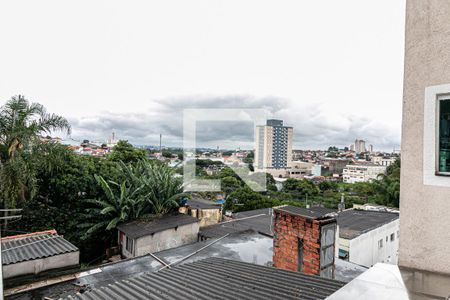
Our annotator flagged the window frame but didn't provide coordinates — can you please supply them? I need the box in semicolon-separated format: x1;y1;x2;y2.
436;95;450;176
423;84;450;187
378;239;383;249
125;236;134;254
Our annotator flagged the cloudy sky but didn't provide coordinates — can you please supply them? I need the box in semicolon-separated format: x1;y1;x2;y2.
0;0;405;151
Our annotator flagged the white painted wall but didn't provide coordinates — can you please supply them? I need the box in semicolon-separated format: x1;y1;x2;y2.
3;251;80;279
343;219;399;268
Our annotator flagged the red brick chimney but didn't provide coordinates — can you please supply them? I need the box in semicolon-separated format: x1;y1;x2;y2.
272;205;337;278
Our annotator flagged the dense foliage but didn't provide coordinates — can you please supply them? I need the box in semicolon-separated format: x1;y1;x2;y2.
0;96;71;208
223;159;401;212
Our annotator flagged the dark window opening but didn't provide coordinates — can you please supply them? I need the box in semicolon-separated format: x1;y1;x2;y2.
439;99;450;173
297;239;303;272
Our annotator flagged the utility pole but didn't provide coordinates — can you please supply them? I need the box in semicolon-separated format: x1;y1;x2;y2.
0;209;22;300
159;134;162;154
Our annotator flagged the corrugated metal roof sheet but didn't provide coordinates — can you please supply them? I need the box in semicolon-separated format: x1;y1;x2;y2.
2;234;79;265
117;214;199;239
65;257;345;300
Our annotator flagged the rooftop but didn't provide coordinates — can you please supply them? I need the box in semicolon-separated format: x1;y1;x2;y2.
185;198;221;209
199;208;272;238
337;209;399;239
1;231;78;266
6;231;365;299
274;205;336;220
117;214;199;239
65;257;346;300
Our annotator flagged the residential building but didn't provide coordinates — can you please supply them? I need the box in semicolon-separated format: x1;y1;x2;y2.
342;164;386;183
312;164;322;176
286;161;314;178
371;156;396;166
178;199;222;227
1;230;79;281
400;0;450;275
320;158;351;176
332;2;450;297
354;139;366;154
117;214;199;258
337;209;399;268
254;119;293;171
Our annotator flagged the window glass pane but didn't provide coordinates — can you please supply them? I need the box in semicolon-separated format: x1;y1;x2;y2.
321;224;335;247
439;99;450;173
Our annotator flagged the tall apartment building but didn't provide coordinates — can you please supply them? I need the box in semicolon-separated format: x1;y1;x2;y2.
354;139;366;154
254;119;293;170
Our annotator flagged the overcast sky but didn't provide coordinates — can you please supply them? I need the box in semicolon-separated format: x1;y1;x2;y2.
0;0;406;151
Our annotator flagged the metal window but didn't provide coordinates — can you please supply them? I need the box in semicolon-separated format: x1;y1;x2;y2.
438;97;450;174
126;236;134;254
320;223;336;279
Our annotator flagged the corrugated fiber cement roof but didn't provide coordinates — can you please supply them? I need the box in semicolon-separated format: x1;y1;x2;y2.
2;234;78;265
65;257;345;300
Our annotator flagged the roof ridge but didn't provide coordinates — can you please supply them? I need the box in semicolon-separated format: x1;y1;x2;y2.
0;229;57;241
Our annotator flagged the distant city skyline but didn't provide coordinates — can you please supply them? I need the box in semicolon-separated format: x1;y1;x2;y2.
1;0;405;151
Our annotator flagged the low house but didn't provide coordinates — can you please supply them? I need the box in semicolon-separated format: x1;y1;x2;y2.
117;214;199;258
1;230;79;280
179;199;222;227
337;209;399;267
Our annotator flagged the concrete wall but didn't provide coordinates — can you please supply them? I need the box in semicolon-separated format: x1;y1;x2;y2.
179;207;221;227
400;0;450;273
3;251;79;279
342;219;399;268
133;222;199;257
195;208;221;227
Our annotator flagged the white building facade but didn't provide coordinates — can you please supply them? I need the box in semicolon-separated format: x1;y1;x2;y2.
342;164;387;183
337;210;399;268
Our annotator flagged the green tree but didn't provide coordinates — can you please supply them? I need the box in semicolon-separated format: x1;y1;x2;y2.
162;150;172;158
373;158;401;207
282;178;319;197
319;181;338;192
83;175;145;235
83;160;185;237
108;140;146;164
14;145;119;262
0;96;71;207
221;176;242;198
